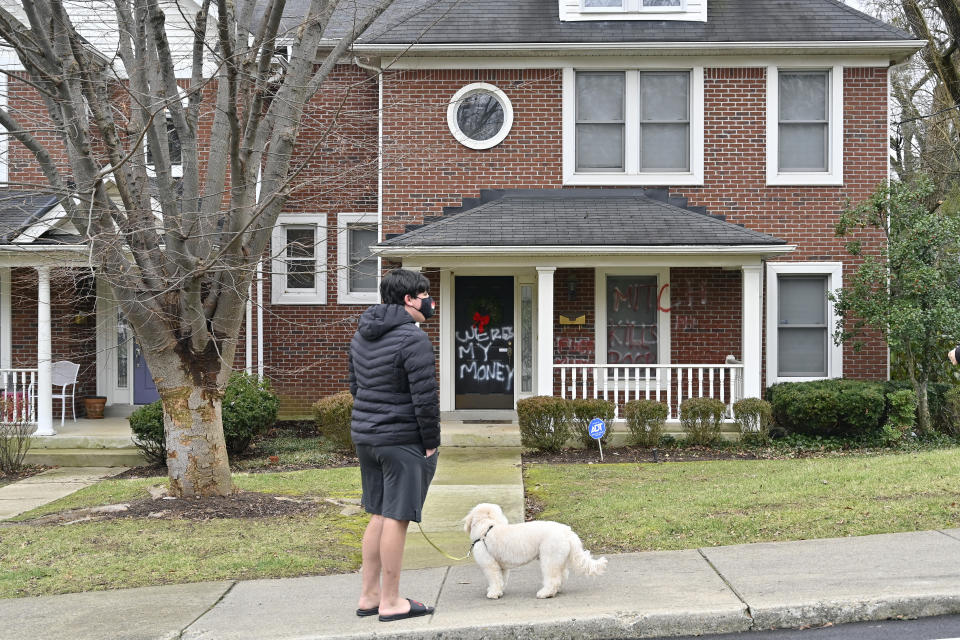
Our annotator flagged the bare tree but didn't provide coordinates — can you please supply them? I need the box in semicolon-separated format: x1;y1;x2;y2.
0;0;396;497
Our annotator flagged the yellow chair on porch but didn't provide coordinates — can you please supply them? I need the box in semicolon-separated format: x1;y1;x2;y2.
51;361;80;425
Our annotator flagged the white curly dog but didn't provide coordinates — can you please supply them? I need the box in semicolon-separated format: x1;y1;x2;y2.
462;502;607;599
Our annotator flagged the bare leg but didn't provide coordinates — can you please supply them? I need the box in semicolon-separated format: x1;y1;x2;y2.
358;515;384;610
377;517;411;616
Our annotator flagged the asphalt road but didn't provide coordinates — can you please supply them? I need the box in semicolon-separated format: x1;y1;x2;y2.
662;615;960;640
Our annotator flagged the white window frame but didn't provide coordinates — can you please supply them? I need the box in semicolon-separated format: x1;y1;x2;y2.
271;214;327;305
563;67;704;186
766;65;844;186
765;261;843;385
564;0;705;21
337;212;380;304
447;83;514;150
595;267;671;366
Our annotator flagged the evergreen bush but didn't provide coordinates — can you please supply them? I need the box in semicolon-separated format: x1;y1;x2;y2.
129;401;166;465
313;391;354;450
517;396;572;452
622;399;668;447
733;397;773;444
679;397;726;445
881;388;918;444
569;398;615;448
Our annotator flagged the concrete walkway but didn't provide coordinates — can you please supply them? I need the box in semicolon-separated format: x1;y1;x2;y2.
3;529;960;640
0;466;126;520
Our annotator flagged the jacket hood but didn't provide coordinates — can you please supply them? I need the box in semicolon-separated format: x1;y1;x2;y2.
357;304;415;340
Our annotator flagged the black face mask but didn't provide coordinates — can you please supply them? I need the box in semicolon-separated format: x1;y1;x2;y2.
411;295;435;320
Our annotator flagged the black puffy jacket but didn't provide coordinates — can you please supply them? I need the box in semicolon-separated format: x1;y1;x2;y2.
349;304;440;449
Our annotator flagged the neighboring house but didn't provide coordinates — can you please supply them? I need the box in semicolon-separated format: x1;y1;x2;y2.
0;0;924;432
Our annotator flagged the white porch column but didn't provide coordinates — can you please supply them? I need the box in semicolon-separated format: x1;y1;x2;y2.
36;266;54;436
536;267;555;397
741;265;763;400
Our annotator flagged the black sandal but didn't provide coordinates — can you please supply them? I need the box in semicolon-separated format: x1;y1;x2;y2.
378;598;434;622
355;606;379;617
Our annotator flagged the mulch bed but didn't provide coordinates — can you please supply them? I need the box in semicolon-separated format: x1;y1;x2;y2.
0;465;49;485
10;490;337;526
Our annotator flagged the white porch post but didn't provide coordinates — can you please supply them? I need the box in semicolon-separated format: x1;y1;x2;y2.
36;266;54;436
536;267;555;397
741;265;763;400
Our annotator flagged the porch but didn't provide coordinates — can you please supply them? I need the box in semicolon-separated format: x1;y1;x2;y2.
21;415;146;467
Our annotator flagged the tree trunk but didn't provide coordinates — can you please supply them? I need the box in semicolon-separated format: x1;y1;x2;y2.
158;371;232;497
914;377;933;434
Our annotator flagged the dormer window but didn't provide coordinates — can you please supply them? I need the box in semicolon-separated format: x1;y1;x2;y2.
562;0;705;21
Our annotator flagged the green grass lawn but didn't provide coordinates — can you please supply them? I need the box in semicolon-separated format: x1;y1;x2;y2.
525;448;960;553
0;467;364;599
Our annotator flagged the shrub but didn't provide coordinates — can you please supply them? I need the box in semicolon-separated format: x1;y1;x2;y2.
569;398;615;448
733;397;772;444
313;391;354;450
887;380;954;435
943;386;960;438
770;383;839;436
770;380;886;438
836;381;885;435
129;400;166;465
881;388;918;444
222;372;279;456
517;396;572;452
127;373;280;465
0;409;32;473
622;399;668;447
679;397;726;445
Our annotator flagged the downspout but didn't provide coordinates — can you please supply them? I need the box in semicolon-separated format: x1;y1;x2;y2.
255;164;264;381
354;55;384;297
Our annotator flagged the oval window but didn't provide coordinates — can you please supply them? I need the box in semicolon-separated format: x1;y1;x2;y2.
447;83;513;150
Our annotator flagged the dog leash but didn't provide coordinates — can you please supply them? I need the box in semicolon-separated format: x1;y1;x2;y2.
415;522;474;561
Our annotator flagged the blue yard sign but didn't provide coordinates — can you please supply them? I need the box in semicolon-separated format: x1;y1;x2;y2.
588;418;606;462
588;418;606;440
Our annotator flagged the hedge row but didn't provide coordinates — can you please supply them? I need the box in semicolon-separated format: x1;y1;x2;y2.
765;379;952;438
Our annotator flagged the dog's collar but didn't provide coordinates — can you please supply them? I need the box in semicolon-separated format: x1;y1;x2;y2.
470;524;495;549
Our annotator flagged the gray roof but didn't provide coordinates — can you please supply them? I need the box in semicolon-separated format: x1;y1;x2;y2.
0;190;59;242
378;189;786;249
309;0;913;46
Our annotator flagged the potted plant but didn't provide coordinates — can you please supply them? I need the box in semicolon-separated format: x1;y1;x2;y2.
83;396;107;419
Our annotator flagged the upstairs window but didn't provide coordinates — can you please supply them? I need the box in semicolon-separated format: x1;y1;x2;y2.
565;68;702;185
563;0;705;22
337;212;379;304
271;214;327;305
146;112;183;178
766;65;843;186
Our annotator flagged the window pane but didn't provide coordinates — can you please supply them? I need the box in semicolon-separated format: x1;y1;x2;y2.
584;0;622;7
607;275;658;365
349;225;378;292
576;124;624;171
779;328;827;376
779;276;826;325
643;0;681;5
640;72;688;121
521;285;533;393
779;123;827;171
286;228;315;258
640;123;688;171
117;311;129;389
456;93;504;142
576;72;625;122
779;72;827;122
287;261;315;290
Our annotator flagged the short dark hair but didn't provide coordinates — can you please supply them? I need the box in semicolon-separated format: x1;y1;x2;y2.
380;269;429;305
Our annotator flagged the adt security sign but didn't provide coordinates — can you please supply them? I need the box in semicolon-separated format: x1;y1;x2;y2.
588;418;606;440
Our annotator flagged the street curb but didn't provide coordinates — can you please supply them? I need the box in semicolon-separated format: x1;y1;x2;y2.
749;594;960;631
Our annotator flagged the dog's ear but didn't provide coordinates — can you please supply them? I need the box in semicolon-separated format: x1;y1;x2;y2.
462;508;475;533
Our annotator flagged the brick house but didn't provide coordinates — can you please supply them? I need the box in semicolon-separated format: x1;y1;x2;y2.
0;0;923;432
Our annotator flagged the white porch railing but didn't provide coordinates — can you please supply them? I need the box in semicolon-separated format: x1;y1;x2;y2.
556;363;745;420
0;369;38;424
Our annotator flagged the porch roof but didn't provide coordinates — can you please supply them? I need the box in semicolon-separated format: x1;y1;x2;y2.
377;189;788;256
0;189;60;242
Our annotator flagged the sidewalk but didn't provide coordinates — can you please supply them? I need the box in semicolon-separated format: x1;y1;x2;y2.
3;529;960;639
3;433;960;639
